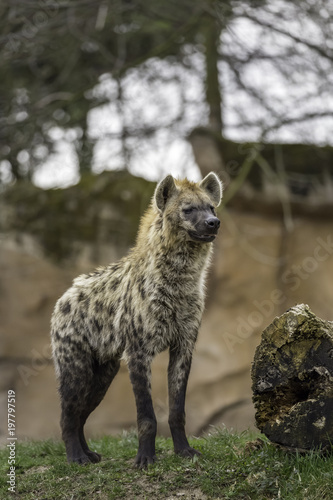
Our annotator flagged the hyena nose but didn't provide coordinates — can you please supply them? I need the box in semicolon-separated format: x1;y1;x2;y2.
205;217;220;231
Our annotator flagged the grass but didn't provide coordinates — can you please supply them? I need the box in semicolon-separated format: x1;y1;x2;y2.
1;428;333;499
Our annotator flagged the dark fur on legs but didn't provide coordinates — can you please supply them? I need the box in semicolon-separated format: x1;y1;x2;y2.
59;355;120;464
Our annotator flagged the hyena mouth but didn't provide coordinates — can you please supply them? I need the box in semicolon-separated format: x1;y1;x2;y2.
188;231;216;243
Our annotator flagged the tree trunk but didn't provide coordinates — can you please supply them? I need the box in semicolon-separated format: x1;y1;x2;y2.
78;127;94;175
187;10;225;178
188;127;225;178
252;304;333;450
203;13;223;133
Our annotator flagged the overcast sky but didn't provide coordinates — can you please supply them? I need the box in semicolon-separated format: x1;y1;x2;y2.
32;4;333;189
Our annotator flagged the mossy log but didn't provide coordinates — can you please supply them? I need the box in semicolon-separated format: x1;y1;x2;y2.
252;304;333;450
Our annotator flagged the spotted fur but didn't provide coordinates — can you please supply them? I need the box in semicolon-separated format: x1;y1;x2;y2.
51;172;223;467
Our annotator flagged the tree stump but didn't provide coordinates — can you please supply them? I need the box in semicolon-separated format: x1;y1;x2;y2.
252;304;333;450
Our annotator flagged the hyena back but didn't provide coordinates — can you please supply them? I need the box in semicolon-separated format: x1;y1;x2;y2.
51;172;222;467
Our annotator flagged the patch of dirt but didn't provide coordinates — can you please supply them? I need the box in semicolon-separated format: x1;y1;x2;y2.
24;465;52;475
123;474;207;499
166;488;207;499
243;438;265;456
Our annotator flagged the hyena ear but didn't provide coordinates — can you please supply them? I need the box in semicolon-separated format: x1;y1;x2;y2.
154;175;178;212
199;172;223;207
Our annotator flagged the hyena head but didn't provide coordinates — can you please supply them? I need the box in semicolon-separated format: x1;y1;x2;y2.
154;172;223;243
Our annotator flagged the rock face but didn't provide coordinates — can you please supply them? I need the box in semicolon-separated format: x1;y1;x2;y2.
252;304;333;450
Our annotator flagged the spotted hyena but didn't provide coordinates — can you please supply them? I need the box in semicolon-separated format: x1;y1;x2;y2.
51;172;222;467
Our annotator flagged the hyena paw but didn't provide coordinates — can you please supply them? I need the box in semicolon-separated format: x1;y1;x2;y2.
134;452;156;469
86;450;102;463
68;453;93;465
176;446;201;459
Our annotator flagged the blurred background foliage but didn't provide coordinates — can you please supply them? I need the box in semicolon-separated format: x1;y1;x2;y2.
1;0;333;187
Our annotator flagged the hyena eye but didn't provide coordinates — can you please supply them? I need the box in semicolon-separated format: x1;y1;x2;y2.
183;207;194;215
209;205;215;214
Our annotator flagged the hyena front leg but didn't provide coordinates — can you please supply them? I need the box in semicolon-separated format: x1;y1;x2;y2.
168;345;201;458
128;353;157;468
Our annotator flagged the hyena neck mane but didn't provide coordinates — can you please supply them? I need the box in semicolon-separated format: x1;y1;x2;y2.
132;204;213;279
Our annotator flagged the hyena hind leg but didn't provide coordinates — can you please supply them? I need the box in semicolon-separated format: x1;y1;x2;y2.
78;358;121;463
59;354;120;464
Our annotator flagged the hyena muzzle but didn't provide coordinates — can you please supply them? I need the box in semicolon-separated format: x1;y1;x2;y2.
51;172;222;467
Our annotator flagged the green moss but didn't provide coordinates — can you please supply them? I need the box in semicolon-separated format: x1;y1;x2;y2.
219;137;333;184
1;171;155;262
190;127;333;191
